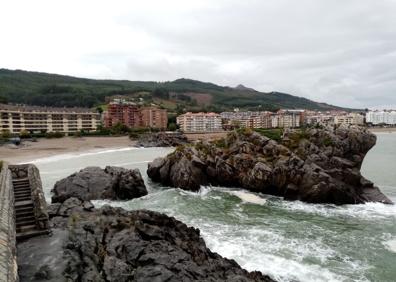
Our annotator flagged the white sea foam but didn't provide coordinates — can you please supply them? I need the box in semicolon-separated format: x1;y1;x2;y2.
279;199;396;220
228;190;267;205
383;238;396;253
198;223;367;282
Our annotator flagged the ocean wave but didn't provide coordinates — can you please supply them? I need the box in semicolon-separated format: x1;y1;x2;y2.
198;223;368;282
278;200;396;220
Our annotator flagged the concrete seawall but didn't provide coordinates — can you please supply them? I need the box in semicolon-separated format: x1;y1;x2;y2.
0;162;18;282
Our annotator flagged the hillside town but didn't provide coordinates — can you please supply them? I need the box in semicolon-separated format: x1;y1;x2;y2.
1;100;395;136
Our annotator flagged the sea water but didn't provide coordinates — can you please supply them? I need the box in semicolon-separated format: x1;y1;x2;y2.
29;134;396;282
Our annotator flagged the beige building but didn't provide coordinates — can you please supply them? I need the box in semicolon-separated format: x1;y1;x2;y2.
177;112;222;132
334;113;364;126
0;104;101;134
272;112;301;128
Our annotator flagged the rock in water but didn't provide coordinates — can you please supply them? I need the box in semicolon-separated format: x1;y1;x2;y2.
51;166;147;203
135;132;188;147
58;205;275;282
147;126;393;205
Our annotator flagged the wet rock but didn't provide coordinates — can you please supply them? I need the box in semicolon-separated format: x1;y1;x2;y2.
61;206;275;282
147;126;393;205
135;132;188;147
51;166;147;203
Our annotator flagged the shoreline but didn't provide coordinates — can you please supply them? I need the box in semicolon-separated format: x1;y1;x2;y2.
368;127;396;133
0;136;135;164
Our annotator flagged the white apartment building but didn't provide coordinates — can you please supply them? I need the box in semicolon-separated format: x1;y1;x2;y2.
366;111;396;125
271;112;301;128
220;110;302;129
176;112;222;132
334;113;364;126
0;104;101;134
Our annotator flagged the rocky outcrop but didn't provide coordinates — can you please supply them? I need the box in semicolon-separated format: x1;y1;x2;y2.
51;166;147;203
41;199;275;282
135;132;188;147
68;207;275;282
148;126;392;205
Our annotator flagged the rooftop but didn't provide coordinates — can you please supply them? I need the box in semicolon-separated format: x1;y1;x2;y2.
0;103;98;114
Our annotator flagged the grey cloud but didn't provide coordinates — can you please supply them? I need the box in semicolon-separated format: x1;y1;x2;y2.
86;0;396;108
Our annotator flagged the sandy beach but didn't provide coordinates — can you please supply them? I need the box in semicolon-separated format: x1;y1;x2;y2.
368;127;396;133
0;136;135;164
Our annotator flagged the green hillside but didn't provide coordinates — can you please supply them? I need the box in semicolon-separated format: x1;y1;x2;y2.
0;68;348;112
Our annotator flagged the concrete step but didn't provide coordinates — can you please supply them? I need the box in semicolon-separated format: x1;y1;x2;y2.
13;184;30;188
16;215;36;222
16;224;37;233
15;199;32;203
16;220;36;227
13;179;29;183
13;186;30;190
14;191;32;198
15;206;34;214
14;188;31;192
14;191;31;195
14;195;31;199
13;181;30;186
12;178;29;182
15;199;33;204
16;229;50;241
15;198;32;202
13;183;30;187
16;211;35;218
15;200;33;208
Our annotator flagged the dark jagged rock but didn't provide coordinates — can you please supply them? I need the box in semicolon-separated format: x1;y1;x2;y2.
135;132;189;147
51;166;147;203
45;200;275;282
148;126;392;205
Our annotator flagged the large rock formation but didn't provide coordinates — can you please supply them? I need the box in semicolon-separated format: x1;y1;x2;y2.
51;166;147;203
148;126;392;205
135;132;189;147
39;199;275;282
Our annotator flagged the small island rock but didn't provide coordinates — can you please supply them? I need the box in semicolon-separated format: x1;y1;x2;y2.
51;166;147;203
148;126;393;205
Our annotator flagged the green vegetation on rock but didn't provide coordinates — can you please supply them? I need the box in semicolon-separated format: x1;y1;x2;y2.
254;128;283;142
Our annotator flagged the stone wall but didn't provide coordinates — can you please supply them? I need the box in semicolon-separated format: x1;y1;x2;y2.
9;164;49;231
27;165;49;230
0;162;18;282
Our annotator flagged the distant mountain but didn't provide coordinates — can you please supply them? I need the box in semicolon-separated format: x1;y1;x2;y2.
0;69;350;112
234;84;257;92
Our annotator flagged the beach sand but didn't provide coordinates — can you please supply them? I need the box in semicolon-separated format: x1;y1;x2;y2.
368;127;396;133
0;136;135;164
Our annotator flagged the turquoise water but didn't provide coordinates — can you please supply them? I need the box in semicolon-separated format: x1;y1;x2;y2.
31;134;396;282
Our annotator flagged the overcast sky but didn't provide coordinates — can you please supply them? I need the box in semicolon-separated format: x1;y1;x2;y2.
1;0;395;109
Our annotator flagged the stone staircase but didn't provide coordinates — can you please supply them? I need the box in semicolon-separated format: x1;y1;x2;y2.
12;178;49;240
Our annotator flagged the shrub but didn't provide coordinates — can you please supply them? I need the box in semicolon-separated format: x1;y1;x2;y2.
45;132;64;138
254;128;283;142
129;132;139;139
215;138;227;148
1;129;11;139
20;130;31;139
323;137;333;147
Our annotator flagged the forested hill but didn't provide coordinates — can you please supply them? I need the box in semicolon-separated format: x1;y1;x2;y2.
0;68;348;112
